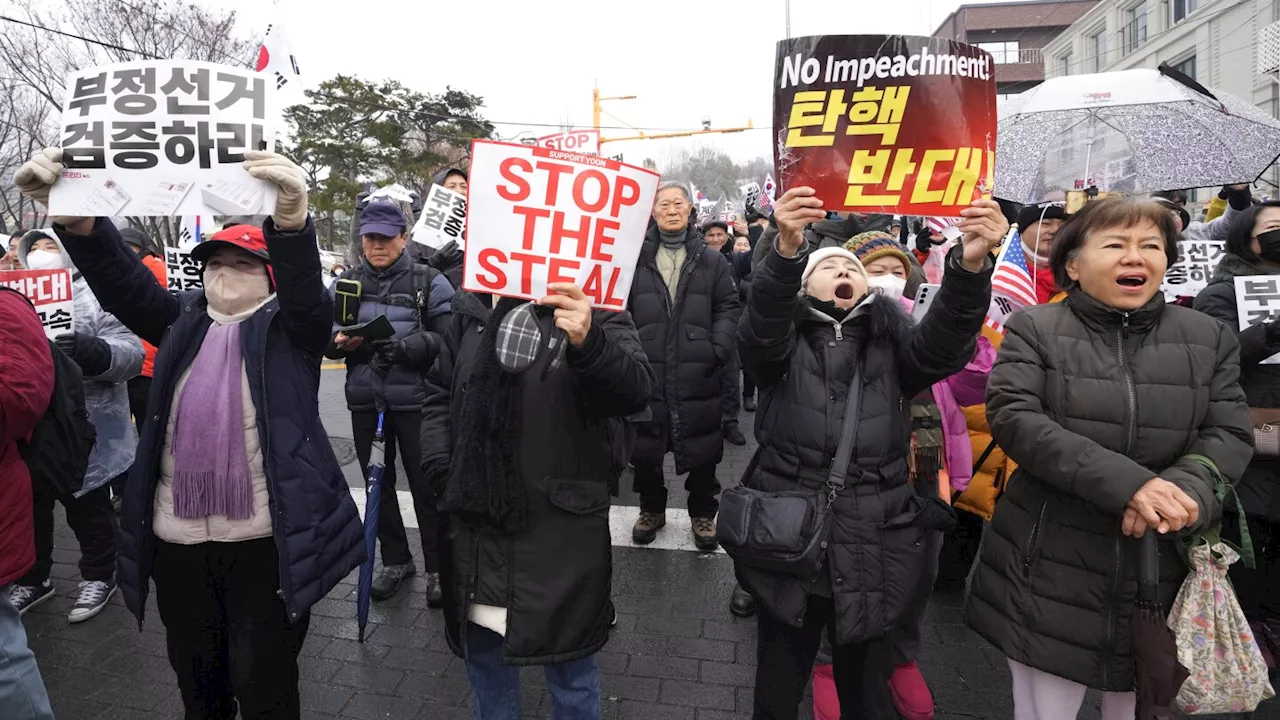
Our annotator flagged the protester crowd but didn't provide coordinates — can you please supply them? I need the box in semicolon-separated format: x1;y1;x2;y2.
0;133;1278;720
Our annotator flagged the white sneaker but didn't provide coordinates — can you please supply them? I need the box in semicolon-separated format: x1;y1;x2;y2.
67;579;116;623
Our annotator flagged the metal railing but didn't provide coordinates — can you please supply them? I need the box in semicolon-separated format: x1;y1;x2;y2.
994;47;1044;64
1119;15;1148;55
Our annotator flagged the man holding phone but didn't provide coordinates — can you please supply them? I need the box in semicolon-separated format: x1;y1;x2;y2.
328;201;455;604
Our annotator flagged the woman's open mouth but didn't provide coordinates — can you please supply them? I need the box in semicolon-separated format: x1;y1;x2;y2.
834;282;855;300
1116;273;1148;291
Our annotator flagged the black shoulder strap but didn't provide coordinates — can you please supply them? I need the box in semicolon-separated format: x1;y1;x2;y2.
972;439;999;475
825;359;864;496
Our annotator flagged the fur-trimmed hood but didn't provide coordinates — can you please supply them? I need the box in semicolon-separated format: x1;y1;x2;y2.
799;290;915;344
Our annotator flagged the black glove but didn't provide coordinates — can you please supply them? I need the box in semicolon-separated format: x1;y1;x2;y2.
428;241;464;272
1227;184;1253;212
368;337;408;377
54;332;112;377
914;227;935;255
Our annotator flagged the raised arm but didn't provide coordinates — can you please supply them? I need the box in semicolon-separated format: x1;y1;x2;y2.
897;247;992;396
738;242;805;388
263;216;332;357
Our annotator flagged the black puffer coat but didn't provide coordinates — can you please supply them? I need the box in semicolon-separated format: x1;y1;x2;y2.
736;245;991;645
629;225;740;473
420;292;654;665
966;291;1254;691
1194;252;1280;525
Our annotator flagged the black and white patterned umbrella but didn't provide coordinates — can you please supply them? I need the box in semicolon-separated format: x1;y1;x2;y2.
996;66;1280;204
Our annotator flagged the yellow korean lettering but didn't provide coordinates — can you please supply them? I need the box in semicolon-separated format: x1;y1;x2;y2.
910;149;957;204
845;149;898;206
943;148;984;206
786;91;836;148
886;148;916;192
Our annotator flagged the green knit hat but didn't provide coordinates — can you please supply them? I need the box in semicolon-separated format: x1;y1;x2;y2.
844;231;913;274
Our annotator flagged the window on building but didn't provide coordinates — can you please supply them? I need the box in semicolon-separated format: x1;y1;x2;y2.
1092;30;1108;71
978;41;1022;64
1170;55;1196;79
1061;50;1075;75
1172;0;1198;24
1124;3;1148;54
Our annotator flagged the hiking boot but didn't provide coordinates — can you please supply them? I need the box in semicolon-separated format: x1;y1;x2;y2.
724;422;747;446
425;572;443;609
729;583;756;618
371;563;416;601
743;395;756;412
632;511;666;544
68;579;117;623
8;581;54;617
888;661;935;720
692;516;719;552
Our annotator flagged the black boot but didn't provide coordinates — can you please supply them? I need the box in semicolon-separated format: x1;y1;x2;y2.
724;422;747;446
743;395;756;412
730;583;756;618
425;572;443;608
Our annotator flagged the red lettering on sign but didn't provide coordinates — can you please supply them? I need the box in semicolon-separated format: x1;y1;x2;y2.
476;248;507;290
591;219;618;262
510;252;546;295
547;257;579;286
549;211;590;257
573;170;609;213
582;264;604;305
610;176;641;216
512;206;550;250
535;161;574;205
498;158;533;202
603;265;624;307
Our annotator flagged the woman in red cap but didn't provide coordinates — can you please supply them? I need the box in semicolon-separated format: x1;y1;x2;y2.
13;148;363;720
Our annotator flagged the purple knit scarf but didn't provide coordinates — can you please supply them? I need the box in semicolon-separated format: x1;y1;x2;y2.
170;322;253;519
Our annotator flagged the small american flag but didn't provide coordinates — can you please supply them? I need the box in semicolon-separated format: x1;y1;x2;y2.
927;216;959;235
991;231;1038;309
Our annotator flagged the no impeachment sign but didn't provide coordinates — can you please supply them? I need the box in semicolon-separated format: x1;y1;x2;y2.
462;140;660;311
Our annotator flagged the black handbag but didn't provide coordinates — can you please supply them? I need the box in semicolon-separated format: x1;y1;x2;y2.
717;361;863;577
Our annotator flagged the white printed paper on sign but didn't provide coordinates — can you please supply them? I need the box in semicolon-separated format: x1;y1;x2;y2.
412;184;466;250
463;140;661;311
48;60;278;218
1235;275;1280;364
1162;239;1224;301
0;269;75;340
165;247;203;291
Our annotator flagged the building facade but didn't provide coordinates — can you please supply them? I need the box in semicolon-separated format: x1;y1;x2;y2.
1042;0;1280;193
933;0;1101;94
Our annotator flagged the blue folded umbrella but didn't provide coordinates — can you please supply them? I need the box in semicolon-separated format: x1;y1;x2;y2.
357;412;386;643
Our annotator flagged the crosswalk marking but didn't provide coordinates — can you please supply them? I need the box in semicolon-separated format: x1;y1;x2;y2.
348;488;725;555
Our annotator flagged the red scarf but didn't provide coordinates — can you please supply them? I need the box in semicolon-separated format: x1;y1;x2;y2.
1031;263;1060;305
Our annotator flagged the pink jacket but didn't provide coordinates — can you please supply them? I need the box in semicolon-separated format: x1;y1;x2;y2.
900;296;978;492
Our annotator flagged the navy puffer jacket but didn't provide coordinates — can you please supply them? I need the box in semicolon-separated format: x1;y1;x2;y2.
55;217;363;627
329;250;454;413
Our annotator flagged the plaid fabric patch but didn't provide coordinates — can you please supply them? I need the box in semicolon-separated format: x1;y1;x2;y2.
495;302;543;372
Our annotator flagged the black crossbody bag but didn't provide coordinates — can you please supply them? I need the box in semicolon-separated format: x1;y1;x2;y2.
717;361;863;577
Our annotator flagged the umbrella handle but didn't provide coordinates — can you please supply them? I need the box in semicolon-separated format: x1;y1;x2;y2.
375;411;385;443
1139;531;1160;603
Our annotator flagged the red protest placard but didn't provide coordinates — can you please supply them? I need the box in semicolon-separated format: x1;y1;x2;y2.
462;140;660;311
773;35;997;216
0;269;76;339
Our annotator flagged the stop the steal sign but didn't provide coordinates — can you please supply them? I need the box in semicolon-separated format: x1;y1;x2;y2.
463;140;660;311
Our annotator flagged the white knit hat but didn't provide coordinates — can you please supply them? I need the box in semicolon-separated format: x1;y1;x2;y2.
801;247;868;291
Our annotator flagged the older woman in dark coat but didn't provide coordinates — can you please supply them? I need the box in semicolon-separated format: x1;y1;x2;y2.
966;197;1254;719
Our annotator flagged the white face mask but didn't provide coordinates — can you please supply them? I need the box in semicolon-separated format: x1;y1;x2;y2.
204;265;271;317
26;249;65;271
866;274;907;299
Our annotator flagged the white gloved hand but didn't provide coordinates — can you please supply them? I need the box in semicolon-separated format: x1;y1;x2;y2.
13;148;84;226
243;150;309;231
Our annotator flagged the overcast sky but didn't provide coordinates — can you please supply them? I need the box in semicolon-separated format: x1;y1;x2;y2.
211;0;1002;170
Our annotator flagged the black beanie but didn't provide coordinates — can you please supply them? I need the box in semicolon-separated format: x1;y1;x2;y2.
1153;197;1191;231
1015;202;1068;231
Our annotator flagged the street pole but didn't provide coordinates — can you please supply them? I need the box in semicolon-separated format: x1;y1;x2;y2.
785;0;790;38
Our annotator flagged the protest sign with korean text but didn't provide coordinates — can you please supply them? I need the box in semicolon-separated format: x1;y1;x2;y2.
0;269;75;339
463;140;660;311
773;35;997;216
1162;238;1224;301
412;184;467;250
49;60;279;218
536;130;601;156
165;247;203;291
1235;275;1280;364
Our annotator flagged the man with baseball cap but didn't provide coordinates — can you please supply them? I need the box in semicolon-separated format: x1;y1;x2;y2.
328;201;454;605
